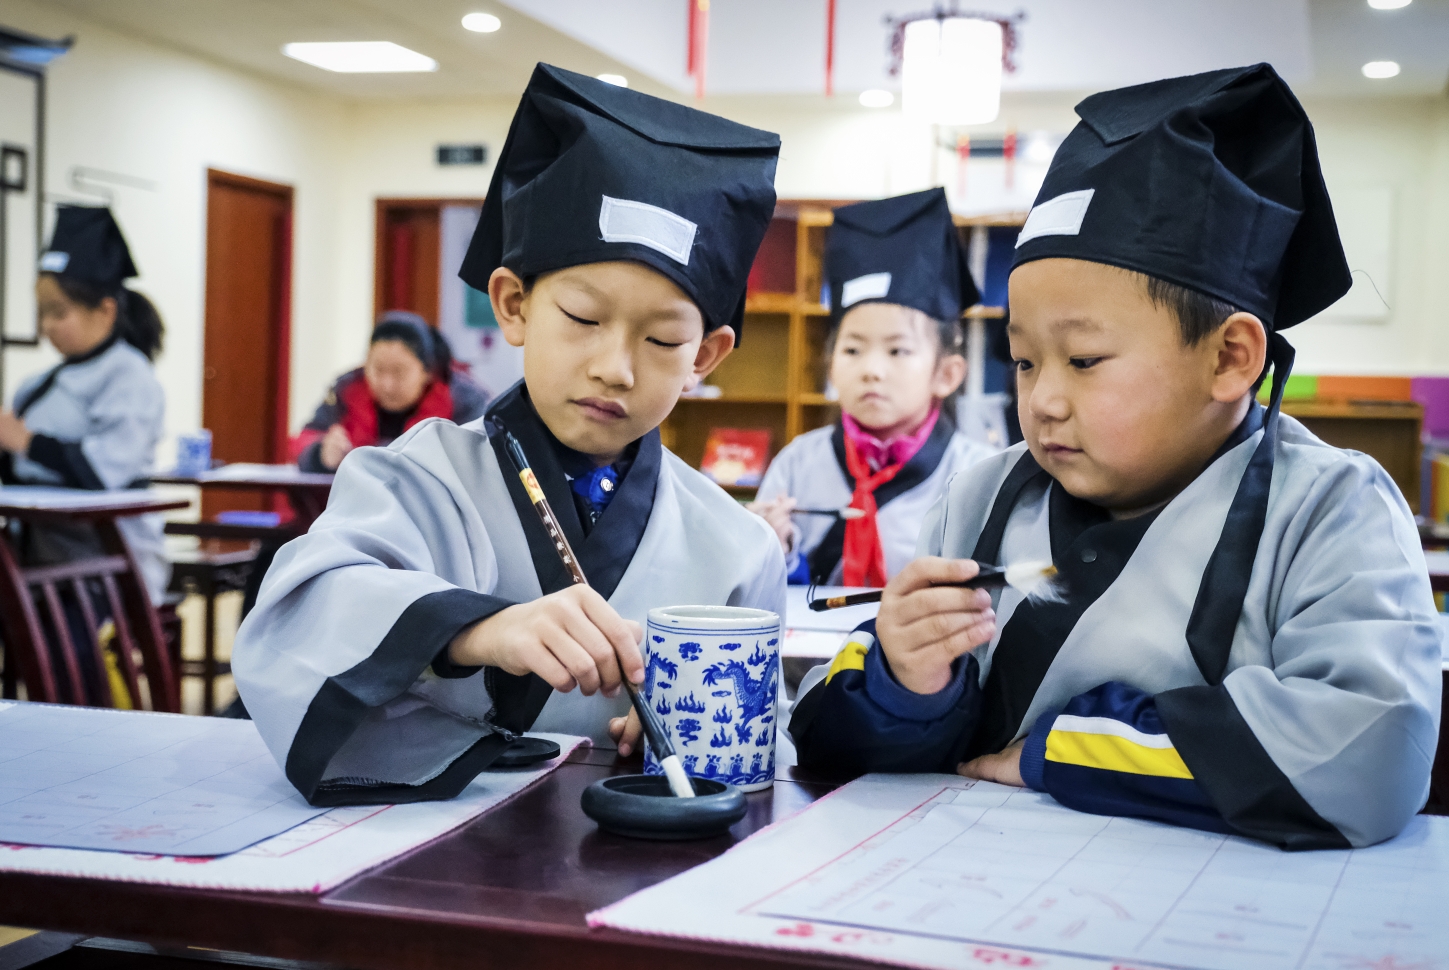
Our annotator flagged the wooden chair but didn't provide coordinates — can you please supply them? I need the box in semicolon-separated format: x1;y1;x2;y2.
0;503;181;712
167;545;258;715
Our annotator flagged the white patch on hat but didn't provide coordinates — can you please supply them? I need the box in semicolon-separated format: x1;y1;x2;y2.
38;251;69;272
840;272;892;308
599;196;697;266
1016;188;1096;247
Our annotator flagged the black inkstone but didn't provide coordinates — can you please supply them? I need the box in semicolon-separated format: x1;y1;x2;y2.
487;736;562;769
581;774;747;841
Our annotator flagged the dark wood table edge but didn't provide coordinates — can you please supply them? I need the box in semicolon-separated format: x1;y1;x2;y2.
0;499;191;522
151;477;335;491
0;751;863;970
0;870;870;970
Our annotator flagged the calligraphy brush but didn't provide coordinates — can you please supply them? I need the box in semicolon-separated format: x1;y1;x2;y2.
807;561;1061;612
791;507;865;520
501;431;696;799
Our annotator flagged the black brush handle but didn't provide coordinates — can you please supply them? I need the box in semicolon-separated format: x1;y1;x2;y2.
807;566;1009;612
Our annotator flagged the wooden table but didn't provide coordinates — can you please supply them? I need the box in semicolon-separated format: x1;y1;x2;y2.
152;465;334;542
0;746;857;970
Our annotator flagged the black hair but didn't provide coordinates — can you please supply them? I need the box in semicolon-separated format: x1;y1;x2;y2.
44;272;164;361
1136;272;1271;391
371;315;453;381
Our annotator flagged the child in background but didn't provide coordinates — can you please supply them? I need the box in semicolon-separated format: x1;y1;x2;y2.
752;189;999;587
234;64;785;806
790;64;1441;850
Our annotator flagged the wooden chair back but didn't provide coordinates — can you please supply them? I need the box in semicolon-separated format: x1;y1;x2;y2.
0;521;180;712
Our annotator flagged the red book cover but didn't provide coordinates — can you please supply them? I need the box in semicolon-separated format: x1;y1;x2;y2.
700;428;772;487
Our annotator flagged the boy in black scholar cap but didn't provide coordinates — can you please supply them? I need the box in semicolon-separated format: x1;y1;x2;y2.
789;65;1441;849
233;65;786;805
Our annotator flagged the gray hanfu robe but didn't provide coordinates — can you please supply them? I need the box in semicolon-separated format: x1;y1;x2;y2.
233;384;787;806
4;335;168;601
791;405;1441;848
757;417;997;585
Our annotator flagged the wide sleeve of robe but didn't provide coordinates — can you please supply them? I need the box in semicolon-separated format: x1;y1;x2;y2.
232;418;533;803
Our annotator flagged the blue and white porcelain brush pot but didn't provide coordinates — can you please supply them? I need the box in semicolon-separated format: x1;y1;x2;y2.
642;605;781;793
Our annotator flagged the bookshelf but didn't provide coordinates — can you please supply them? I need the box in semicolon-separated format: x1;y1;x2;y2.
660;200;1024;492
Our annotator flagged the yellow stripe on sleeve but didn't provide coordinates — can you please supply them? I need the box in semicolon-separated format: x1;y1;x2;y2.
824;635;872;684
1045;730;1194;779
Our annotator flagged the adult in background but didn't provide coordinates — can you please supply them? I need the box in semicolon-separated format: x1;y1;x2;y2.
293;311;490;472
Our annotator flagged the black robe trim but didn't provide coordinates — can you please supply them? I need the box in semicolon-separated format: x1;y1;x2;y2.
1156;336;1348;849
480;381;660;736
25;435;106;490
965;452;1160;759
286;587;514;805
808;414;956;584
14;330;121;418
1155;684;1350;850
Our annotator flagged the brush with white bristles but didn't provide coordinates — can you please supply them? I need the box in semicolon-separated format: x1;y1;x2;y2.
807;560;1063;612
791;507;866;521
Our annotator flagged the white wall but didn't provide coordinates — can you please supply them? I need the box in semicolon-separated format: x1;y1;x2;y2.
0;0;348;459
337;90;1449;379
1291;96;1449;375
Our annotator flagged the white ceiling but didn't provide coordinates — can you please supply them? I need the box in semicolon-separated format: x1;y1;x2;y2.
37;0;1449;102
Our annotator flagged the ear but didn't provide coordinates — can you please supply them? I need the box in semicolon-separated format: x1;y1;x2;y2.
687;327;735;389
98;296;120;330
1210;312;1267;404
489;268;529;348
931;352;967;399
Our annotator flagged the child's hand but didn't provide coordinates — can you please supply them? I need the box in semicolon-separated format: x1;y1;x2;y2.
448;586;644;696
320;424;354;470
875;557;996;695
608;707;643;757
958;739;1025;787
748;495;798;554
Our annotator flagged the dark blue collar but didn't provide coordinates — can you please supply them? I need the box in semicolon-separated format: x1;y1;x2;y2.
484;380;659;600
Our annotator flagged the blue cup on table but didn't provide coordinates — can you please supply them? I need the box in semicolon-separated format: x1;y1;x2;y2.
175;430;212;476
642;605;782;793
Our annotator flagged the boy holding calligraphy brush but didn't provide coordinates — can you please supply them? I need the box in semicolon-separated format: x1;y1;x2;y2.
233;64;785;806
751;189;999;587
790;64;1441;850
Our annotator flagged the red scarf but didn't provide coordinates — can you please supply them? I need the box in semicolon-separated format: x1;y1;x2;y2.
339;373;454;447
839;406;941;587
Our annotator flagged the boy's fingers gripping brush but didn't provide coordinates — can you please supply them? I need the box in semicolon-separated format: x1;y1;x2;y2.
502;431;694;799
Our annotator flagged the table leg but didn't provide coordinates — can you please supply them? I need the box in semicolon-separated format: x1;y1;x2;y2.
203;583;218;716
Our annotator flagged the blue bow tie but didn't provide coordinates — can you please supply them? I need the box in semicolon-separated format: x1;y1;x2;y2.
569;464;620;522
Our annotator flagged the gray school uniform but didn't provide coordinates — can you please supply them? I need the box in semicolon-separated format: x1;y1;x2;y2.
5;337;168;601
232;384;787;806
916;413;1440;847
756;419;997;584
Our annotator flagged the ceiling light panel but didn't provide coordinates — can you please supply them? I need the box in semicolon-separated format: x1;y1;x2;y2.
282;41;438;73
859;89;894;108
462;13;503;33
1367;0;1411;9
1361;60;1401;77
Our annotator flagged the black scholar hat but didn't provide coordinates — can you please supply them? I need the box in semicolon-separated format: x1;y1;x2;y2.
826;188;980;324
39;205;137;288
1011;63;1350;330
460;63;780;341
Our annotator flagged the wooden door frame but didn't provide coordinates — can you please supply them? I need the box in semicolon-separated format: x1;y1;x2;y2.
373;197;485;323
205;169;294;464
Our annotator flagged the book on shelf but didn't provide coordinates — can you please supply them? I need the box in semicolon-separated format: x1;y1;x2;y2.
699;428;772;487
